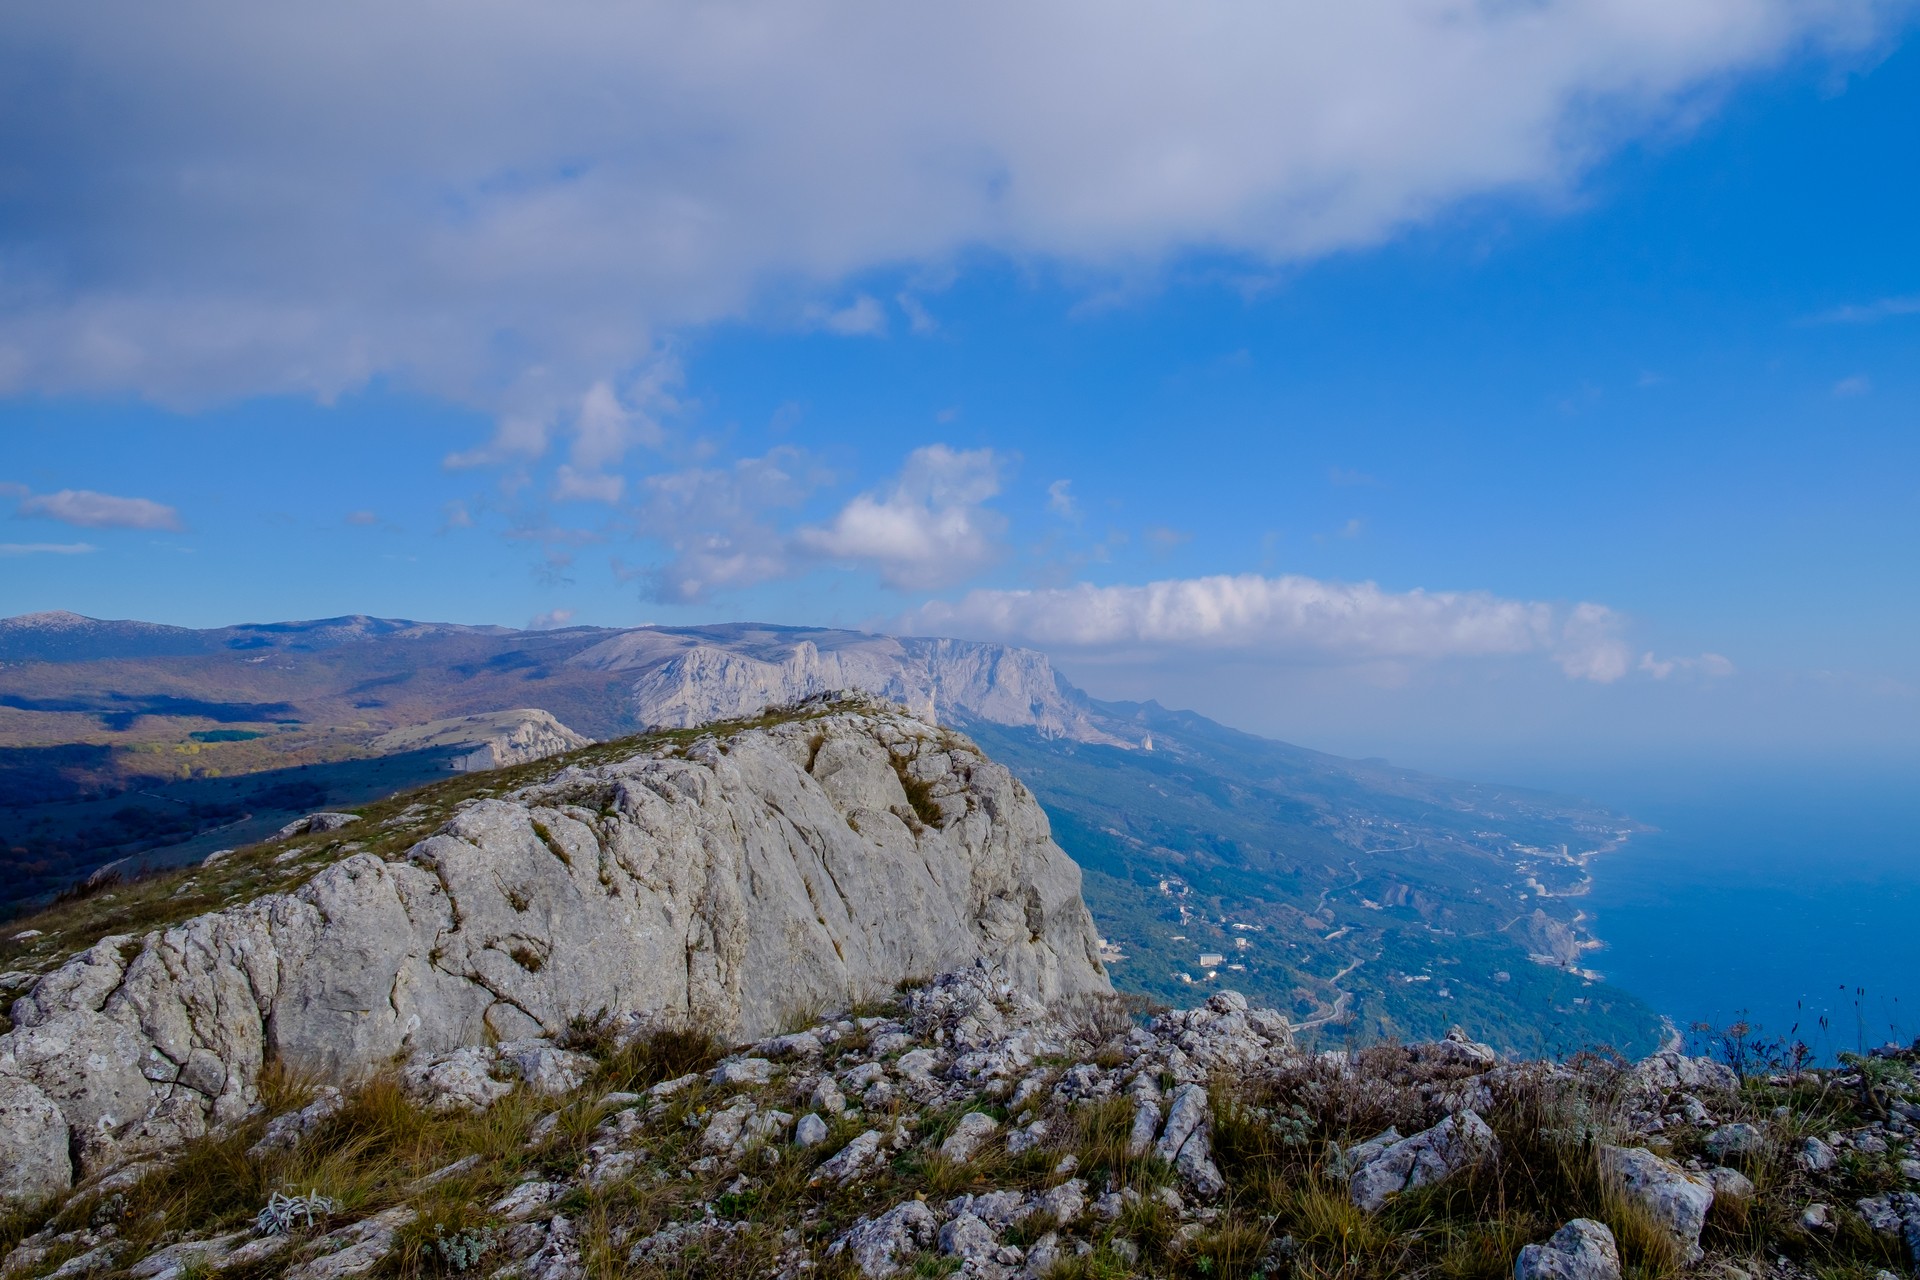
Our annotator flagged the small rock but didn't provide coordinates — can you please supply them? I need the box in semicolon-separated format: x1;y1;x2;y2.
711;1058;776;1087
401;1046;510;1113
1799;1203;1833;1232
1703;1123;1766;1161
497;1041;595;1096
795;1113;830;1148
1514;1218;1621;1280
938;1213;998;1263
939;1111;1000;1163
1706;1166;1755;1203
813;1130;886;1185
1038;1178;1088;1227
647;1072;702;1099
1797;1136;1837;1172
490;1180;567;1221
1347;1111;1499;1213
1155;1082;1226;1198
830;1200;937;1279
811;1076;848;1114
1109;1238;1141;1266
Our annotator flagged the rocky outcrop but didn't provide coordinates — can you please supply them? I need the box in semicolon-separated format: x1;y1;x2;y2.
566;628;1135;746
370;708;593;772
1514;1219;1621;1280
0;702;1108;1204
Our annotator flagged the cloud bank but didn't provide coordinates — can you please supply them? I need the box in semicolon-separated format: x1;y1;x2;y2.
906;573;1641;681
0;0;1902;440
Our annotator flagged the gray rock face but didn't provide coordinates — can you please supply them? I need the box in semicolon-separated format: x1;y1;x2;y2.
0;705;1108;1203
568;629;1135;747
1514;1219;1621;1280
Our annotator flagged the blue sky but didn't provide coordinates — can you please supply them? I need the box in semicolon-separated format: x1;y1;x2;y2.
3;3;1916;776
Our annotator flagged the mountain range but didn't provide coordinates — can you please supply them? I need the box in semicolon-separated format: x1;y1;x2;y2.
0;611;1664;1055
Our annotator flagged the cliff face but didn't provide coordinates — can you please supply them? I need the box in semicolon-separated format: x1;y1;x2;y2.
566;628;1137;746
0;704;1108;1204
369;708;593;771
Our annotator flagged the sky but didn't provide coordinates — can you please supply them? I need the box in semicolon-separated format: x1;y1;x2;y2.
2;1;1917;780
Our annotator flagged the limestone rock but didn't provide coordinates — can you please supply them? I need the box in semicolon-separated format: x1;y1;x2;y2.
1599;1146;1713;1261
1703;1122;1766;1161
1514;1219;1621;1280
831;1199;938;1279
0;1077;70;1206
0;705;1108;1202
1154;1083;1225;1198
941;1111;1000;1163
370;709;592;773
1347;1111;1499;1212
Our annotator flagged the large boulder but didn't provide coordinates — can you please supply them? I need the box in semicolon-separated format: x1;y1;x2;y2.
0;705;1110;1202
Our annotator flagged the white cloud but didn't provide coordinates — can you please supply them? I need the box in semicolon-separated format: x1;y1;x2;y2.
0;541;97;555
527;608;575;630
1809;295;1920;324
804;295;888;337
345;509;380;526
553;465;626;504
897;293;938;335
625;447;824;602
1833;374;1872;396
905;572;1636;682
1046;479;1079;520
1639;650;1736;679
0;1;1896;436
15;488;182;530
796;444;1006;589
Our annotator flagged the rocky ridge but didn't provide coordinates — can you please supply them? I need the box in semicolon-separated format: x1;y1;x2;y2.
6;961;1918;1280
0;699;1107;1206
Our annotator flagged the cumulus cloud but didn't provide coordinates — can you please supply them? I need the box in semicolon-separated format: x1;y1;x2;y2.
14;488;182;530
796;444;1006;589
904;572;1635;682
625;447;826;602
0;1;1898;439
527;608;575;630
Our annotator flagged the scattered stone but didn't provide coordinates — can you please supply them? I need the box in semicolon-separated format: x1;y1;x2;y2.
810;1076;848;1115
401;1046;511;1113
795;1113;830;1148
1514;1218;1621;1280
1707;1166;1755;1204
247;1088;346;1159
1797;1136;1837;1172
490;1180;567;1221
498;1041;596;1096
709;1057;775;1087
814;1130;886;1185
830;1200;937;1279
1799;1203;1833;1233
940;1111;1000;1163
1703;1123;1766;1161
1348;1112;1499;1213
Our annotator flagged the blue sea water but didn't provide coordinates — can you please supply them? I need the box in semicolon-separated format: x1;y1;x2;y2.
1570;763;1920;1061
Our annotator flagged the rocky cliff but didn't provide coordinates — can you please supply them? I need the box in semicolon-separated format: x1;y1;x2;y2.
565;626;1136;746
0;701;1108;1205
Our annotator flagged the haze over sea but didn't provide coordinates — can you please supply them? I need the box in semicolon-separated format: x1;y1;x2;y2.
1511;758;1920;1062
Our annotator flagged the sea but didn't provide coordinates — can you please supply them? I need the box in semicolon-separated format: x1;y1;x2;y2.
1557;760;1920;1063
